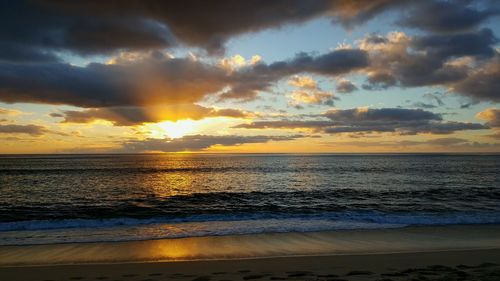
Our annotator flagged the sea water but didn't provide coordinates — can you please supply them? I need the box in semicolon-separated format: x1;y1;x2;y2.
1;154;499;245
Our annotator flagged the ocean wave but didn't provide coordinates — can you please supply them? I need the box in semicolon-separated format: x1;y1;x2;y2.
1;155;499;245
2;188;500;223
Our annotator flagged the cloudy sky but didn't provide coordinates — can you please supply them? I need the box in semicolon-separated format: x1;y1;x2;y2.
1;0;500;153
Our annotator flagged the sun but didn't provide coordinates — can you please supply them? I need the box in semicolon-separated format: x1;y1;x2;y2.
143;117;245;140
148;120;198;139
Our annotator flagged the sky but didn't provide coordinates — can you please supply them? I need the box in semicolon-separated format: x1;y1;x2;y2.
0;0;499;153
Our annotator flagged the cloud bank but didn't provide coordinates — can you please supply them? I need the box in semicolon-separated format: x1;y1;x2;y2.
121;134;305;152
235;107;488;135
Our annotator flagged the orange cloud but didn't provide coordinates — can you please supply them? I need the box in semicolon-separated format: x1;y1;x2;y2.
476;108;500;127
51;104;258;126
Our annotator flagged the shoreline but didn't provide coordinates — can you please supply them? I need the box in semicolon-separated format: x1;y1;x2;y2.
1;224;500;267
2;224;500;280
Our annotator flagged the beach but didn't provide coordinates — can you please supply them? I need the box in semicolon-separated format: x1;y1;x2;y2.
2;155;500;280
2;224;500;280
2;249;500;281
2;0;500;278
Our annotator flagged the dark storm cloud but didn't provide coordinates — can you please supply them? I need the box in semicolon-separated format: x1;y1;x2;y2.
0;1;174;62
50;105;257;126
320;124;484;135
398;63;468;88
321;107;464;135
218;49;368;101
452;57;500;102
360;28;499;101
46;0;332;54
0;62;134;107
362;73;397;90
0;0;498;108
397;121;486;135
51;108;158;126
411;28;497;59
0;0;404;60
237;119;486;135
323;107;442;122
0;48;368;107
0;0;496;61
331;0;410;28
121;134;304;152
398;0;500;33
0;57;230;107
268;49;369;76
234;107;488;135
0;124;48;136
396;29;497;87
333;0;496;35
0;43;61;63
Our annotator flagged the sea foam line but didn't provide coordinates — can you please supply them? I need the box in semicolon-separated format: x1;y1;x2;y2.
2;211;500;232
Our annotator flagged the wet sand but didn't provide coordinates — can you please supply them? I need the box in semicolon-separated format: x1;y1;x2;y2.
1;249;500;281
1;225;500;280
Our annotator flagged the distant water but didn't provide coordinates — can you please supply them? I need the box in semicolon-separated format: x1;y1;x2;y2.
0;154;499;245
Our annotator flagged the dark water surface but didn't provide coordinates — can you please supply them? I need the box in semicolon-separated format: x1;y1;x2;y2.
0;154;499;245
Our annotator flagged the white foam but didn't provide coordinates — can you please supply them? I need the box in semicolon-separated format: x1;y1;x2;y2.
2;211;500;245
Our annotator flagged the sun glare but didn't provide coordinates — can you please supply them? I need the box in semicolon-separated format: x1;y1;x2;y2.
143;117;246;140
149;120;198;139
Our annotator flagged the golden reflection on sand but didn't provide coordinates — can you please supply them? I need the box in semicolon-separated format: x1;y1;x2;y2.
2;225;500;266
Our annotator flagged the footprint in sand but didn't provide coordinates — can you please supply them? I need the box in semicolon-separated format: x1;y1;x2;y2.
286;271;313;277
243;274;265;280
191;276;211;281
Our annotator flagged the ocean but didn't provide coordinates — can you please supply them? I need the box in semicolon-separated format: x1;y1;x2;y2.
0;154;499;245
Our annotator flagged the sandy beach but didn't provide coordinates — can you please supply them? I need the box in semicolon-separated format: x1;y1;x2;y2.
1;249;500;281
2;225;500;280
